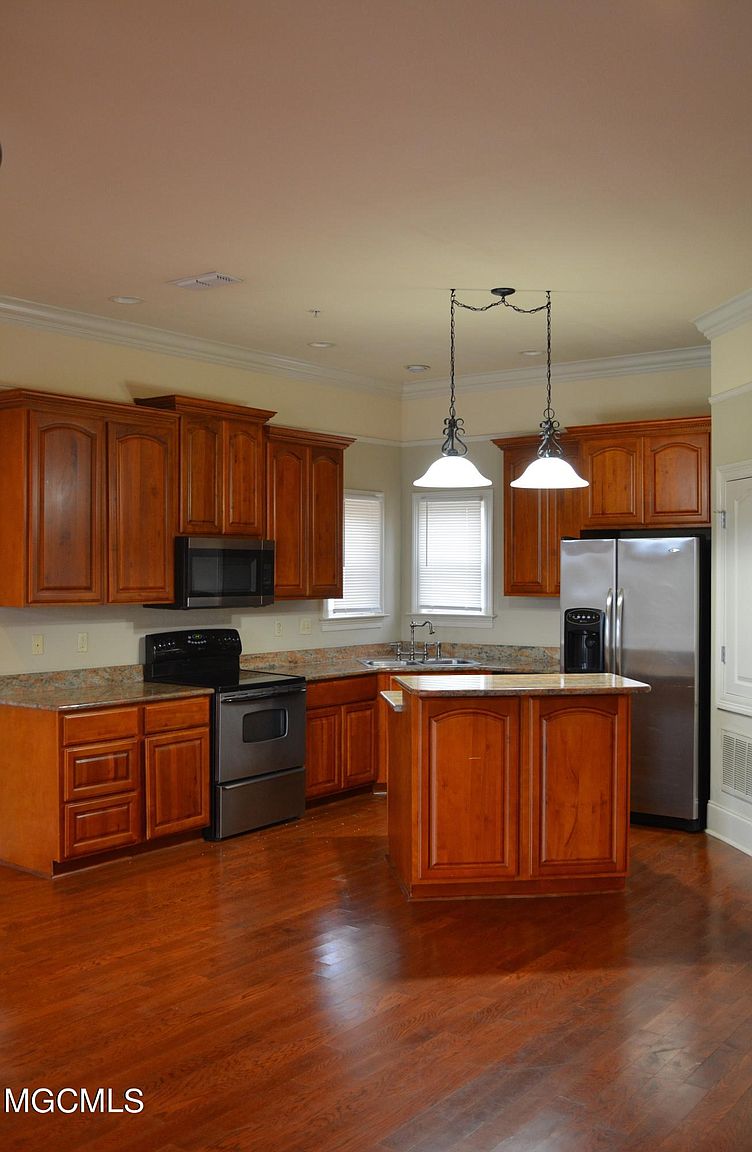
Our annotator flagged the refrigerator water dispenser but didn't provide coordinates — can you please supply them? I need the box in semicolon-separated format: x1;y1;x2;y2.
563;608;605;673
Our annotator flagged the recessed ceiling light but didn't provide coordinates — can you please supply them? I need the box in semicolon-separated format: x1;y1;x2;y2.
109;295;143;305
405;364;431;373
520;349;543;357
308;341;336;349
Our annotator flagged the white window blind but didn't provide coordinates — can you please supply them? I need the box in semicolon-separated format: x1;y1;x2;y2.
413;491;491;615
325;491;384;618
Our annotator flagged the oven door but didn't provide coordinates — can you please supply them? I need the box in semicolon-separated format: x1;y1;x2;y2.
215;687;306;784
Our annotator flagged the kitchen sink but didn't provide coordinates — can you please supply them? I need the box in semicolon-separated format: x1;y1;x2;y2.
420;658;479;666
359;658;423;668
359;657;480;669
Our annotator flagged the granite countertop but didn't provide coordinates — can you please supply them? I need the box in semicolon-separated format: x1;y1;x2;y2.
0;644;561;712
0;671;213;712
241;643;559;683
391;672;652;703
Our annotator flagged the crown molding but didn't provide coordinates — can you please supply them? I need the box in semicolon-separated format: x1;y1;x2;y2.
695;289;752;340
402;345;710;400
0;294;711;400
0;295;400;397
708;379;752;405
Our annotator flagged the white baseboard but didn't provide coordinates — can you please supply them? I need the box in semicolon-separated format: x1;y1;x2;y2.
706;801;752;858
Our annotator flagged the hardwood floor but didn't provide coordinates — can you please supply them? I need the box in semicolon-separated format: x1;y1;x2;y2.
2;794;752;1151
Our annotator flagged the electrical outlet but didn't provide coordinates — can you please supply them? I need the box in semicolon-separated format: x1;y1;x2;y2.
31;634;44;655
299;618;312;635
77;632;88;653
274;619;284;638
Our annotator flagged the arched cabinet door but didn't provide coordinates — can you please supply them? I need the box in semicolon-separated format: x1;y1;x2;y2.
28;409;105;603
579;435;644;528
643;432;710;525
107;415;178;603
266;437;308;599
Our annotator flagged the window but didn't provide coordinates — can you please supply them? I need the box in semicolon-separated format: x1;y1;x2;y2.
412;490;492;617
324;491;384;620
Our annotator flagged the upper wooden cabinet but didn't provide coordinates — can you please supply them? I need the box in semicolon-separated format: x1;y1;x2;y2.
135;395;276;536
27;407;106;604
0;391;179;606
495;416;710;598
265;426;354;600
107;415;178;603
494;436;583;597
572;417;710;529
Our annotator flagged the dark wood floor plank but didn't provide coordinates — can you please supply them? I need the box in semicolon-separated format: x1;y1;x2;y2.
3;796;752;1151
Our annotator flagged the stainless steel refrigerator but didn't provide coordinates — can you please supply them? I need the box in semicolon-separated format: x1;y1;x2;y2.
560;532;710;831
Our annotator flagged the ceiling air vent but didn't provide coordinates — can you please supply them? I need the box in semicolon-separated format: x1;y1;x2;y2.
721;730;752;803
169;271;244;290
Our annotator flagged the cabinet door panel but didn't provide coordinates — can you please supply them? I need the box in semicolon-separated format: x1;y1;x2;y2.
305;706;340;797
266;440;308;598
63;739;140;801
181;417;222;533
644;433;710;525
29;411;104;603
63;793;142;858
144;696;210;735
308;446;344;598
145;728;210;838
224;419;264;535
107;420;177;602
581;437;643;527
505;452;549;594
529;697;628;876
62;706;140;746
421;700;519;879
500;441;582;597
342;701;376;788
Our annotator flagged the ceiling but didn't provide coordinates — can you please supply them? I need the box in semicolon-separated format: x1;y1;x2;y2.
2;0;751;391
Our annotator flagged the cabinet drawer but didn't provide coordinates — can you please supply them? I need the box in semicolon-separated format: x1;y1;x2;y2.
306;676;376;709
62;707;140;746
63;793;142;859
63;738;141;801
144;695;210;734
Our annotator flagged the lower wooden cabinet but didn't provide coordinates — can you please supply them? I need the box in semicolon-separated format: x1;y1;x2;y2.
387;690;630;898
61;706;143;858
144;698;210;838
528;696;628;878
0;695;210;875
305;676;377;799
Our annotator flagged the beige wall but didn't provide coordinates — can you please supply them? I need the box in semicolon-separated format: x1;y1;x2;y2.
0;315;711;674
0;320;401;440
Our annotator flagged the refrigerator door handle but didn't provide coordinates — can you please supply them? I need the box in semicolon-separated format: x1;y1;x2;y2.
604;588;614;673
615;587;624;676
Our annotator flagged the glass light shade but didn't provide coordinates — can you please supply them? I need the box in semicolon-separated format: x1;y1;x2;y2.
414;453;492;488
509;454;588;489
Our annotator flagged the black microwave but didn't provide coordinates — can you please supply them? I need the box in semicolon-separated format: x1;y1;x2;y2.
153;537;275;609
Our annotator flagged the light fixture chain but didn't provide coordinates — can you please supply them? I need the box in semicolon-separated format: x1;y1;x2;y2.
453;297;547;315
442;289;467;456
544;291;553;418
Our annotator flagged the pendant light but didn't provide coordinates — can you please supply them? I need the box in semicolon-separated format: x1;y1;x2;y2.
413;289;492;488
508;290;588;489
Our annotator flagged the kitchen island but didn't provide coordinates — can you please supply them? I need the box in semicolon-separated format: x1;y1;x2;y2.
384;673;650;899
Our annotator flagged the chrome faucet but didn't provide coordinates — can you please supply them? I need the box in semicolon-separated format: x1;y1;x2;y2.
409;618;435;661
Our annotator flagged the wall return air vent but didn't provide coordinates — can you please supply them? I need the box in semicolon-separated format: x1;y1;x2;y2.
721;729;752;803
169;271;244;290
